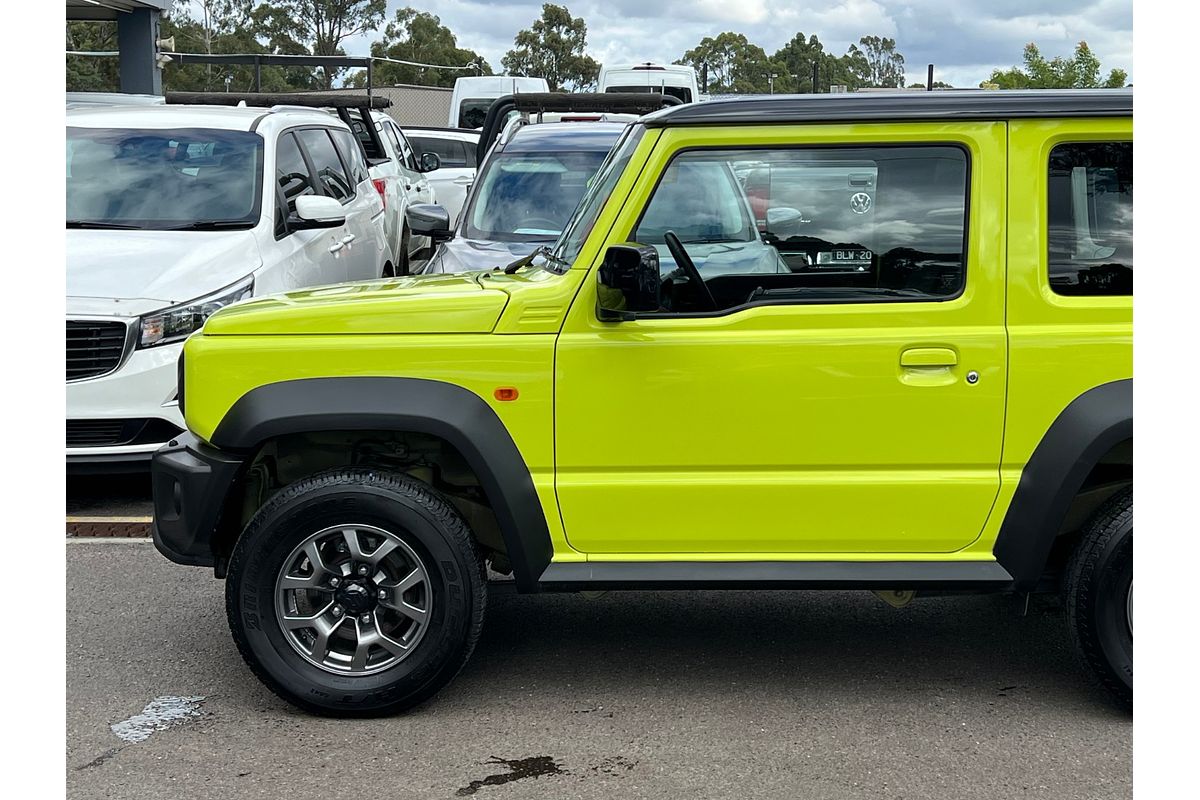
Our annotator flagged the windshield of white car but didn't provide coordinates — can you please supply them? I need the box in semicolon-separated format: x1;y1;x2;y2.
605;85;692;103
66;127;263;231
463;149;608;243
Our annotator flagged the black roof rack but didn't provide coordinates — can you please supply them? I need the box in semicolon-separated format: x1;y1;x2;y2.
475;92;681;164
165;91;393;165
164;91;391;109
642;89;1131;127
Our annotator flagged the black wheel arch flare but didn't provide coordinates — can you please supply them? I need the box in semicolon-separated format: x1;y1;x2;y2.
992;378;1132;590
210;377;554;592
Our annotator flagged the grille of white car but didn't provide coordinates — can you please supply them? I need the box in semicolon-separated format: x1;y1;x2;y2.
66;320;129;381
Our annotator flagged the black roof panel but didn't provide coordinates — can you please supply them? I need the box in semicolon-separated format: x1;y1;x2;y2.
642;89;1132;127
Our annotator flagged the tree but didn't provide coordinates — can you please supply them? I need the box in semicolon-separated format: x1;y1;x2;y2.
984;42;1127;89
351;6;491;88
252;0;386;89
855;35;905;88
66;21;119;91
677;32;782;94
161;1;307;92
770;31;875;93
501;4;600;91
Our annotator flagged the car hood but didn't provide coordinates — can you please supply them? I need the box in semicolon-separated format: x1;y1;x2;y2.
424;237;549;274
202;272;510;335
66;229;263;317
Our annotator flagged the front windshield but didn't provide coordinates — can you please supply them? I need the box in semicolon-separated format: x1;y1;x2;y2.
551;124;645;266
464;149;608;242
606;84;692;103
67;127;263;230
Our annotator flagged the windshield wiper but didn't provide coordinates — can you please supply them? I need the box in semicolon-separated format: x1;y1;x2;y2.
503;246;558;275
65;220;141;230
162;220;253;231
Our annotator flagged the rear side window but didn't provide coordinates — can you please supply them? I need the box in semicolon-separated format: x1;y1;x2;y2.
1047;142;1132;296
409;136;468;168
330;128;368;186
297;128;354;202
461;140;478;168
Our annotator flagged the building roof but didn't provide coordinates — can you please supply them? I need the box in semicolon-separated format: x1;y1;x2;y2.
66;1;171;21
643;89;1133;128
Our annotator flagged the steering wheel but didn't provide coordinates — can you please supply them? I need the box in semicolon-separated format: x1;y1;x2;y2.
664;231;717;311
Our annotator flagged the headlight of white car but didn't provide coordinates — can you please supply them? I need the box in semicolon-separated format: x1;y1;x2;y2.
138;277;254;348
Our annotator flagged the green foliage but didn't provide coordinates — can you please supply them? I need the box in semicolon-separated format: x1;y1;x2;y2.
163;1;304;92
984;42;1128;89
501;4;600;91
66;21;119;92
854;35;905;88
251;0;386;89
351;6;491;88
678;30;903;94
677;31;781;94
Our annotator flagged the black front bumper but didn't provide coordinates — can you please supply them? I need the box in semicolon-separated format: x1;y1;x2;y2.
151;432;244;569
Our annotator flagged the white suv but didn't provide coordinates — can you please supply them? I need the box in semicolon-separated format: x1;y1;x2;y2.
66;103;389;471
402;127;481;227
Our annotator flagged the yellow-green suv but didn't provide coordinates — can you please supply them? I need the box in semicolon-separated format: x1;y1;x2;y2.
151;90;1133;716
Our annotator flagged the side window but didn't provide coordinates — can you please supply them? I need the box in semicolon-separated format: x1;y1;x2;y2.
630;145;968;313
382;123;405;161
297;128;354;202
330;128;369;186
460;140;478;168
346;110;386;161
392;126;419;171
275;132;315;235
1047;142;1132;296
409;135;467;169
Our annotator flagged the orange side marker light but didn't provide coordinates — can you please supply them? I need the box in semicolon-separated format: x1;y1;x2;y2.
494;387;520;402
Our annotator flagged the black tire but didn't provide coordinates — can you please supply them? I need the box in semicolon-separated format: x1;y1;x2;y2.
397;225;411;275
226;468;486;717
1064;487;1132;709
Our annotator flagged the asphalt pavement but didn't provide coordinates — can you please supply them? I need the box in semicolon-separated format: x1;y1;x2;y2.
66;539;1130;800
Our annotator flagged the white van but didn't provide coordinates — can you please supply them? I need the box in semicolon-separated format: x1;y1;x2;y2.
449;76;550;129
598;63;699;104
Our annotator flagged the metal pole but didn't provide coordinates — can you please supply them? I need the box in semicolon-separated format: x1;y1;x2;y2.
254;56;262;92
927;64;934;91
366;59;374;99
811;60;819;93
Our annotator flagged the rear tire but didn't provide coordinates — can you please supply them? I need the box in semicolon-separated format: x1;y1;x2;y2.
1064;487;1132;709
226;469;486;717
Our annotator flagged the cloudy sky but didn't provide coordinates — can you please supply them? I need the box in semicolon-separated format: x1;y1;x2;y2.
337;0;1131;88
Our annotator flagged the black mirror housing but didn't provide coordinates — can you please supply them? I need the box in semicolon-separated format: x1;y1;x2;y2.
597;243;660;320
418;152;441;173
406;204;453;242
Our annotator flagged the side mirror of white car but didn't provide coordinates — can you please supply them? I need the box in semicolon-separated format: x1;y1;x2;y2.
292;195;346;229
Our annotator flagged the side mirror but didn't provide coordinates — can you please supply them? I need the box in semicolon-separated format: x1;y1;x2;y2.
418;152;441;173
597;243;660;321
291;195;346;229
406;203;453;242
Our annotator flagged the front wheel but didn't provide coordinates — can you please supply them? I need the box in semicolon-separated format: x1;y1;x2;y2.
1064;487;1132;709
226;469;486;716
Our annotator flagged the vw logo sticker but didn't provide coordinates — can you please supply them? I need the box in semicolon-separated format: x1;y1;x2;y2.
850;192;873;214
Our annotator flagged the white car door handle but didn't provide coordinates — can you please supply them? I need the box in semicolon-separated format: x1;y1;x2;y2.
341;234;355;245
328;241;344;254
453;176;473;185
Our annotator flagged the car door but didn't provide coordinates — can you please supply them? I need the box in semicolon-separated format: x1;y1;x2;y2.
295;127;376;283
407;133;476;225
554;123;1009;557
330;126;388;281
261;130;346;291
387;125;434;253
